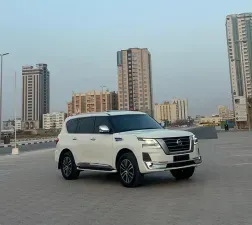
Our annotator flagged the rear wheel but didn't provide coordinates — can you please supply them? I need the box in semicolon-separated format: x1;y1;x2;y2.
60;152;80;180
170;167;195;180
117;152;144;188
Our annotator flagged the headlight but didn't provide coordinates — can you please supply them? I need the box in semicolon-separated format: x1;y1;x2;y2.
137;138;161;148
192;135;198;144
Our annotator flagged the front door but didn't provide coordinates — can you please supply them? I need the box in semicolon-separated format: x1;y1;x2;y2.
89;116;114;167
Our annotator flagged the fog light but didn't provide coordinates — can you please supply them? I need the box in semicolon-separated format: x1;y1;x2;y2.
145;161;167;169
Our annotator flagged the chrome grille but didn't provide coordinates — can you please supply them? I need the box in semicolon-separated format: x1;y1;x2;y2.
163;136;191;152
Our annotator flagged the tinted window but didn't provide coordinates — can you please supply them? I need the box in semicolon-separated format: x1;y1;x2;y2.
94;116;112;133
66;119;78;133
76;117;95;134
110;114;162;133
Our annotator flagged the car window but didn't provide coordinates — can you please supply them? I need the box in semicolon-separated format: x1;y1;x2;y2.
76;117;95;133
94;116;112;133
66;119;79;133
109;114;162;133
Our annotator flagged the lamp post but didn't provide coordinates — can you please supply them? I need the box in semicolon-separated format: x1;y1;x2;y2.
0;53;9;142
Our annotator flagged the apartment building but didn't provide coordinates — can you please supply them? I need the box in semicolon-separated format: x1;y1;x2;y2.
67;90;118;116
22;64;50;129
154;102;177;123
226;13;252;128
3;118;22;131
43;112;66;130
154;99;189;123
218;105;234;120
117;48;153;116
171;98;188;120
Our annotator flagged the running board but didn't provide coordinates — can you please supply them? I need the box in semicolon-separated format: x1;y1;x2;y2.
77;163;116;172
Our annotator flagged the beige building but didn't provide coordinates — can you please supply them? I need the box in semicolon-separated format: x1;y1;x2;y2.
154;102;177;123
117;48;153;116
200;116;222;125
226;13;252;128
154;99;189;123
67;90;118;116
22;64;50;129
171;98;188;120
218;105;234;120
43;112;66;130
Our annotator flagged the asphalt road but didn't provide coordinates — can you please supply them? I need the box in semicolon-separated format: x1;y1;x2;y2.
0;142;56;155
0;131;252;225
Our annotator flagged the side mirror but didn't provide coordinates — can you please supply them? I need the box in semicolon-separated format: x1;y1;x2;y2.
99;125;110;133
160;121;165;128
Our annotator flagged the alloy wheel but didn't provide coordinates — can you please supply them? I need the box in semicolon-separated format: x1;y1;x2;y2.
120;159;135;183
62;156;72;177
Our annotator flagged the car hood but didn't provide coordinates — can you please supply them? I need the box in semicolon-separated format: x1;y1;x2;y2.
119;129;193;138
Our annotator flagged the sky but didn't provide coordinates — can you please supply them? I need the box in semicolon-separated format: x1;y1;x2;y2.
0;0;251;120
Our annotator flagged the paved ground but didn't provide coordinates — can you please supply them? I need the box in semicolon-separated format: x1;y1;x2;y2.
0;131;252;225
0;142;56;155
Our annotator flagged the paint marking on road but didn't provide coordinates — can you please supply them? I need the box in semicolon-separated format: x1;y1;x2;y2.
232;163;252;166
218;145;252;149
230;154;252;157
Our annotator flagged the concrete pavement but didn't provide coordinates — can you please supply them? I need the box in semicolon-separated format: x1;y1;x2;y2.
0;131;252;225
0;142;56;155
0;138;56;148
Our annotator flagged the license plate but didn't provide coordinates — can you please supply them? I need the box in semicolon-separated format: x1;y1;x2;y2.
173;154;189;162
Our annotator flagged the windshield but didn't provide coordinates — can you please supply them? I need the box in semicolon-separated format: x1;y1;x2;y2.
109;114;163;133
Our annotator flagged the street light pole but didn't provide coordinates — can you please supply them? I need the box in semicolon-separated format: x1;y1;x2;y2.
0;53;9;142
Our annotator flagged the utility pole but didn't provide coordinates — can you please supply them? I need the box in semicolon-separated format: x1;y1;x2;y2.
0;53;10;142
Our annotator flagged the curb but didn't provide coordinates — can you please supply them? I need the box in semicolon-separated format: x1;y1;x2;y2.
0;140;55;148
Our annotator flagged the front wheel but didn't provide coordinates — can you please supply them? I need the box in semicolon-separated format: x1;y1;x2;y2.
118;152;144;188
60;152;80;180
170;167;195;180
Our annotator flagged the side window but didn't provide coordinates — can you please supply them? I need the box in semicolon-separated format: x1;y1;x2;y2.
76;117;95;134
94;116;112;133
66;119;78;133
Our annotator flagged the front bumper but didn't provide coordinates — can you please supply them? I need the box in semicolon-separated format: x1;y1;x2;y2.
144;156;202;171
138;143;202;173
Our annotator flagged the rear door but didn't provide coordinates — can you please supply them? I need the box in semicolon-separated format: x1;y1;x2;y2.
74;116;95;164
90;116;114;166
64;118;82;163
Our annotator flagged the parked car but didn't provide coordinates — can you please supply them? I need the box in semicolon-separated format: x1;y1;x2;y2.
55;110;202;187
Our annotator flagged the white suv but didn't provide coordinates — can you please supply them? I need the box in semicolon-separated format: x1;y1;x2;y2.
55;111;202;187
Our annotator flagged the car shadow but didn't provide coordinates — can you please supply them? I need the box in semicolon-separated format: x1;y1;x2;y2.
76;171;199;188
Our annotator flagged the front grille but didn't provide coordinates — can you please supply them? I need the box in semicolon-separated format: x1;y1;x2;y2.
163;136;191;153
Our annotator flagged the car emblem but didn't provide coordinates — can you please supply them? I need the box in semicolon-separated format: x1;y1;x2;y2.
177;139;182;146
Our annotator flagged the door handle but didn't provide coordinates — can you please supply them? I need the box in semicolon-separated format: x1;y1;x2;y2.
73;137;77;140
90;137;96;141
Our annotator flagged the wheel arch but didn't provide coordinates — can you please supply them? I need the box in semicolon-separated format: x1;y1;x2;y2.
58;148;72;169
115;148;135;169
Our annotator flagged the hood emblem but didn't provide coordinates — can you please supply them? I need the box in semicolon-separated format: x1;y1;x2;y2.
177;139;182;146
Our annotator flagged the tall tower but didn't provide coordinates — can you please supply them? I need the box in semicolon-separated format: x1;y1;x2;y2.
117;48;153;116
22;64;50;129
226;13;252;128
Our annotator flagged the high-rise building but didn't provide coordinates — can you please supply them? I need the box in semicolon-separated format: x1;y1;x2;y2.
226;13;252;128
67;90;118;116
22;64;50;129
117;48;153;116
171;98;188;120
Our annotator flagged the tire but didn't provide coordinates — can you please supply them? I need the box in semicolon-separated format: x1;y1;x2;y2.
170;167;195;180
60;151;80;180
117;152;144;188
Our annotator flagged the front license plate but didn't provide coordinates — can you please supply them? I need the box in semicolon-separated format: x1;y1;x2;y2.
173;154;189;162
